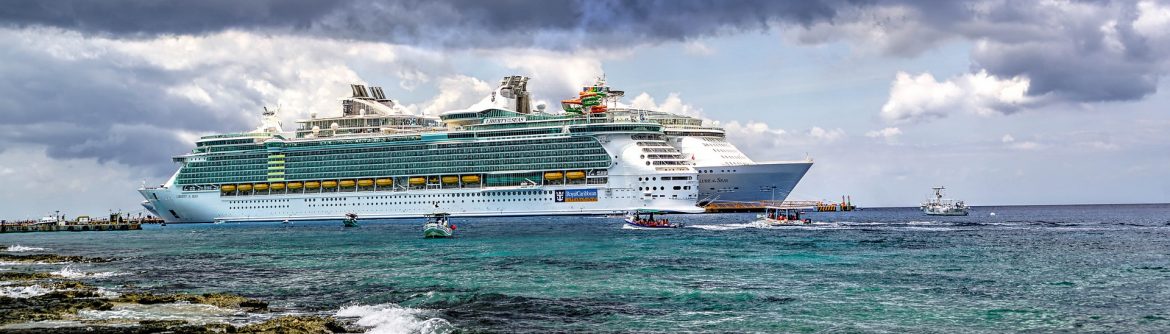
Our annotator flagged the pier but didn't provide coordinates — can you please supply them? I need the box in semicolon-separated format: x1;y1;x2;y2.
0;213;155;233
704;200;822;213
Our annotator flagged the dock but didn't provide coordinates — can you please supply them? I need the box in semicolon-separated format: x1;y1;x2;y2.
1;222;142;233
0;213;156;233
704;201;822;213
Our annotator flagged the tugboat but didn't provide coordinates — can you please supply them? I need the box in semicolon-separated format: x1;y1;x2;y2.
423;213;455;238
755;206;812;226
343;213;359;227
921;187;969;216
624;209;682;229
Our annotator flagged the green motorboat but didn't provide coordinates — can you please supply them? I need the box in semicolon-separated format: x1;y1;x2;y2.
423;212;454;238
343;213;359;227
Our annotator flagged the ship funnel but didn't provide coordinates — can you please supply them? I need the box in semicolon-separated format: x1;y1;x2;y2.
498;76;532;114
350;84;370;98
370;86;388;100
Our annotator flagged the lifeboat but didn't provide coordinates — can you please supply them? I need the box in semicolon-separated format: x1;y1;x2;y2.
408;177;426;185
237;184;253;192
376;178;393;186
441;176;459;184
428;177;439;184
254;183;269;191
322;180;338;188
288;182;303;190
305;181;320;189
221;185;236;192
544;172;564;181
357;179;374;187
461;175;480;183
271;183;285;191
566;171;586;180
340;180;356;188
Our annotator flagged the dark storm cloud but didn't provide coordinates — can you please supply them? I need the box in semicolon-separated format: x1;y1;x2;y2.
0;41;255;176
950;1;1165;103
0;0;856;48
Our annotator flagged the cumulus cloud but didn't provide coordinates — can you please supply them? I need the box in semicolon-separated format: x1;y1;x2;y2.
865;127;903;142
0;27;453;177
7;1;1169;120
627;92;704;118
807;127;846;143
683;40;716;56
717;121;844;161
880;71;1034;122
789;1;1170;121
417;75;493;115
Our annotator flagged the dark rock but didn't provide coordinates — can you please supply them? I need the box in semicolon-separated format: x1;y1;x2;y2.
115;292;269;312
0;272;60;280
0;254;112;263
234;315;349;333
0;295;113;325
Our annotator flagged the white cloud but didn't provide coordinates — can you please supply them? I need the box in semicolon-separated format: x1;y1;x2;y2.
494;50;606;104
1009;141;1043;150
1134;1;1170;40
0;147;146;219
1001;134;1015;143
417;75;493;115
808;127;846;143
683;40;715;56
626;92;704;118
865;127;902;142
880;70;1034;123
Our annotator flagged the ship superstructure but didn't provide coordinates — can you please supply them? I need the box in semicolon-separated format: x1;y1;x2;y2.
140;78;702;223
601;110;812;204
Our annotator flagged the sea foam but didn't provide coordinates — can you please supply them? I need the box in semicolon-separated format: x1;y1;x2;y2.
51;265;122;278
0;285;55;298
335;303;454;334
5;245;48;252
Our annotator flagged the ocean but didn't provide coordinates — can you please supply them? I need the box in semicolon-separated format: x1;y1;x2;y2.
3;204;1170;333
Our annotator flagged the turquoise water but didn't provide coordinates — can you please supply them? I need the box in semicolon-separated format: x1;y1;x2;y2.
4;204;1170;332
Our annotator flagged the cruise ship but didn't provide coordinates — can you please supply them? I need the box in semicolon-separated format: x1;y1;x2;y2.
607;109;813;204
140;77;703;223
554;77;811;204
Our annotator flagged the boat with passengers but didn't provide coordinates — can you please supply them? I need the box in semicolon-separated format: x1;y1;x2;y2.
624;209;682;228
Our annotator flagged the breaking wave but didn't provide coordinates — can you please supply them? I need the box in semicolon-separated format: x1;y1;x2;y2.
335;303;454;334
0;285;55;298
51;265;123;279
5;245;48;252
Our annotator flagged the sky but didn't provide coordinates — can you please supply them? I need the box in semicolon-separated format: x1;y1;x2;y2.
1;0;1168;218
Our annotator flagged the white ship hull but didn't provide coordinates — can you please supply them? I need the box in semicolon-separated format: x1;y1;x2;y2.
141;185;703;223
141;133;703;223
694;162;812;203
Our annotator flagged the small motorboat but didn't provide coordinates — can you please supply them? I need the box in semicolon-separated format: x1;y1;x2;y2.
624;209;682;229
423;212;455;238
755;206;812;226
343;213;359;227
921;186;969;216
282;219;290;224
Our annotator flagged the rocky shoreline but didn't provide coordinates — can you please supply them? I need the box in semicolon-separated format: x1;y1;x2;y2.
0;251;356;333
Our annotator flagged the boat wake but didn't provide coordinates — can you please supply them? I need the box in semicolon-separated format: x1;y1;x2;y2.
686;223;754;231
335;303;454;334
5;245;49;252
